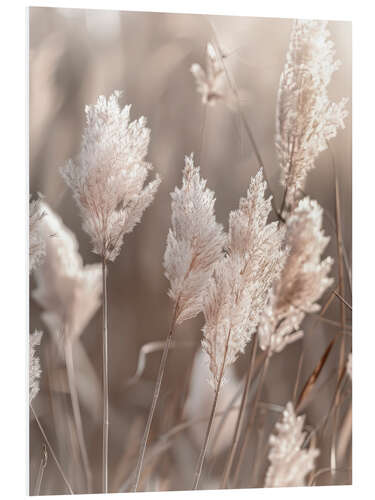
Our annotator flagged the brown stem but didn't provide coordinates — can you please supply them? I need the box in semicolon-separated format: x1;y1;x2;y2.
34;443;47;496
30;404;74;494
102;257;109;493
192;377;222;490
221;333;258;488
232;350;271;487
132;307;178;492
64;339;92;492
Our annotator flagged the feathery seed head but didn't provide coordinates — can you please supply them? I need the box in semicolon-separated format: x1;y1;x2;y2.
276;20;348;209
191;43;225;106
202;170;287;388
29;196;46;273
259;197;333;353
61;91;160;261
163;154;226;325
265;402;319;487
30;330;43;403
32;203;102;341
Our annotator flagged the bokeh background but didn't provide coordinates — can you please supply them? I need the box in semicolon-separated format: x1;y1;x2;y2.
29;7;352;494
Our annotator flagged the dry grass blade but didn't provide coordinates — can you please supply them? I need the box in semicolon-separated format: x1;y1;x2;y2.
34;443;48;496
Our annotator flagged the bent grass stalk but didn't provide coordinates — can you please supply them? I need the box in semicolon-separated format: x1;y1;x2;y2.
64;337;92;492
30;403;74;495
132;305;178;492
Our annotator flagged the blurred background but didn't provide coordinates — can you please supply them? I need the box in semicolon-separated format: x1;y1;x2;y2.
29;7;352;494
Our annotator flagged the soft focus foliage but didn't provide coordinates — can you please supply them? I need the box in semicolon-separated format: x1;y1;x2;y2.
346;352;352;380
259;197;333;353
163;154;226;325
265;402;319;487
30;330;43;403
61;91;161;261
276;20;348;209
202;170;287;388
29;197;46;273
32;203;102;341
191;43;226;106
183;350;240;457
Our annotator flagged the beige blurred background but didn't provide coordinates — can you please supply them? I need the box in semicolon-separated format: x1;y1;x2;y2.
29;7;352;494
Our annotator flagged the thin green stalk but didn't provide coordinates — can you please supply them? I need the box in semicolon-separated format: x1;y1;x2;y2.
132;308;178;492
30;404;74;494
221;333;258;488
64;338;92;492
102;257;109;493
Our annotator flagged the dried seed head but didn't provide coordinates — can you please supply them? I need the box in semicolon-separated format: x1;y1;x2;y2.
202;170;287;388
29;196;46;273
61;91;160;261
163;154;226;325
32;202;102;341
259;197;333;354
265;402;319;487
191;43;226;106
30;330;43;403
276;20;348;209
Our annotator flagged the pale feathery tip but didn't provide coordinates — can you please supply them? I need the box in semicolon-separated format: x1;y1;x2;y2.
32;202;102;341
202;169;287;389
30;330;43;403
276;20;348;209
29;196;46;273
163;154;225;325
265;402;319;488
259;197;333;354
191;42;226;106
61;91;160;262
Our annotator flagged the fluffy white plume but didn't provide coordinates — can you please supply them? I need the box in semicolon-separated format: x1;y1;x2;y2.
202;170;287;388
276;20;348;208
32;203;102;341
163;154;226;325
30;330;43;403
29;197;46;273
61;91;161;261
265;402;319;487
259;197;333;354
191;43;225;106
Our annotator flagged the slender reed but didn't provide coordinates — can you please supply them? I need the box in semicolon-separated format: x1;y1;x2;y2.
132;306;178;491
221;333;258;488
102;257;109;493
30;404;74;495
64;338;92;492
34;444;47;496
192;328;231;490
232;349;272;487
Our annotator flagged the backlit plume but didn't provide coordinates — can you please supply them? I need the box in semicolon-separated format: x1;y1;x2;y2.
29;197;46;273
276;20;348;209
259;197;333;354
163;154;226;325
61;91;161;261
32;203;102;341
191;43;225;106
265;402;319;487
30;330;43;403
202;170;287;388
